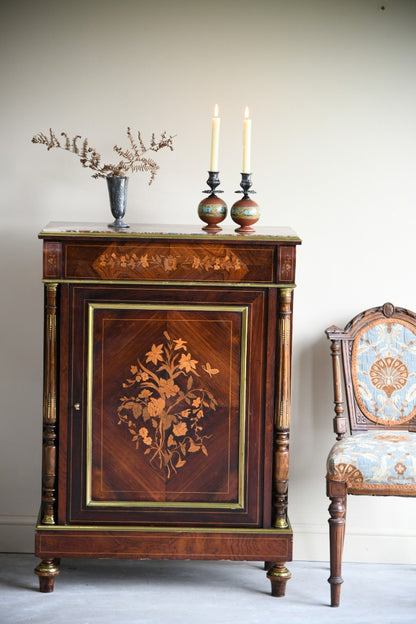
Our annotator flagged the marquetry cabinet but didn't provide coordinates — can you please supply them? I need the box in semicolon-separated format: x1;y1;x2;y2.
35;222;301;595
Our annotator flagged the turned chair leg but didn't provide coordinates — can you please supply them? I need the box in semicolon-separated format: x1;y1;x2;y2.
328;493;347;607
266;563;291;597
34;558;60;593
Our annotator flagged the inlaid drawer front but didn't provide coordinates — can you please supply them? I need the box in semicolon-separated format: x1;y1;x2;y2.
63;241;277;283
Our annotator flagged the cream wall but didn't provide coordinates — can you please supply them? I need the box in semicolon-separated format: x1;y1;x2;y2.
1;0;416;563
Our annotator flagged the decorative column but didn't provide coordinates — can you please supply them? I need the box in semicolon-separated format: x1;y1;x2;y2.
41;283;58;525
272;287;293;529
267;288;294;597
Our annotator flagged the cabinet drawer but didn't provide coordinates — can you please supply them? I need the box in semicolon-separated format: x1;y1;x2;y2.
61;241;278;283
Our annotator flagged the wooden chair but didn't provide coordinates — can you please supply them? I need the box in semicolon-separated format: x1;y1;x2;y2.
325;302;416;607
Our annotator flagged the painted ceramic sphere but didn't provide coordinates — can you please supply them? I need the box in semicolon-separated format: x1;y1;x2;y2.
230;198;260;232
198;195;227;232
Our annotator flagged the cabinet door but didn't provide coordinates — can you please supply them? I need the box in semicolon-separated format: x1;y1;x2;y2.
66;284;272;527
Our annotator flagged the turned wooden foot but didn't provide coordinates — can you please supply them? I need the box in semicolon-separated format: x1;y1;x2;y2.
35;558;60;593
328;490;347;607
266;563;291;597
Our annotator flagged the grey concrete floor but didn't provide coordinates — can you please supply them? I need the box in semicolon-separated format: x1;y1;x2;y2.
0;554;414;624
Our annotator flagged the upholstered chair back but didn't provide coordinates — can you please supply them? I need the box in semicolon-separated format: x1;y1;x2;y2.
326;302;416;436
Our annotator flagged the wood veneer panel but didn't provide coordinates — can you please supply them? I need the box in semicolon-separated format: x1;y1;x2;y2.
36;530;292;561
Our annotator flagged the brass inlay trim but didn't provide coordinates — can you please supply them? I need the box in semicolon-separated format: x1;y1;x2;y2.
36;523;293;534
43;278;298;289
86;501;243;510
86;303;248;511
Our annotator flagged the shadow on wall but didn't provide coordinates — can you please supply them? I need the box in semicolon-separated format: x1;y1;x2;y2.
290;330;337;483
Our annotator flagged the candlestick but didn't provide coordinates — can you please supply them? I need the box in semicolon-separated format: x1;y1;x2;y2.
242;106;251;174
209;104;220;172
198;171;227;233
230;172;260;233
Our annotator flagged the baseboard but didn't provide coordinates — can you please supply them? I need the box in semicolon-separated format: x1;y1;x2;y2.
1;517;415;563
293;523;416;564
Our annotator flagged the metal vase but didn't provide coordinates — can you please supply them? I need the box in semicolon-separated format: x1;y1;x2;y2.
107;176;129;229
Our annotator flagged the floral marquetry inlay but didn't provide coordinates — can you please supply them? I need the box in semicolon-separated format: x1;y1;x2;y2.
92;242;248;279
278;246;295;282
43;241;62;278
116;331;220;478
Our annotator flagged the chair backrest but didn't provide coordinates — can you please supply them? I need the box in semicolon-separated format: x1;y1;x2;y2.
326;303;416;438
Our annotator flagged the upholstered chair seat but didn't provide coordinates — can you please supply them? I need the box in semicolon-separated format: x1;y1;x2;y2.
325;302;416;607
327;430;416;496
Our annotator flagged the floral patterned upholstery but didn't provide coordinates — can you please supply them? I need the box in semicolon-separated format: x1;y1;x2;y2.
352;320;416;425
327;430;416;495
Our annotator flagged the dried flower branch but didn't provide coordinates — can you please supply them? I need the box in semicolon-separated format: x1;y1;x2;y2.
31;127;175;184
